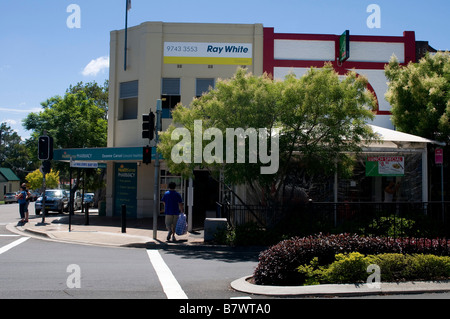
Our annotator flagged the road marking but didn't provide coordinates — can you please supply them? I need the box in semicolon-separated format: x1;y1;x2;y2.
146;249;188;299
0;235;20;237
0;237;30;255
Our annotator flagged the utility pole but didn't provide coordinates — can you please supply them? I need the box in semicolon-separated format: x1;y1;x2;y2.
153;99;162;239
38;131;53;224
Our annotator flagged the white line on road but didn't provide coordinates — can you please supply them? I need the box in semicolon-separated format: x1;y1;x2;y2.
146;249;188;299
0;235;20;237
0;237;30;255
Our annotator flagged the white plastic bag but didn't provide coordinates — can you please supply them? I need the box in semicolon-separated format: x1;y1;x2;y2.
175;213;188;235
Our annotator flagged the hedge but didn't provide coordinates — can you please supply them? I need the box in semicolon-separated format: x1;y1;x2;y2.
298;252;450;285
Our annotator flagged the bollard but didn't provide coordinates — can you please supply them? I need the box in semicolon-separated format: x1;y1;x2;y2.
121;204;126;233
84;203;89;225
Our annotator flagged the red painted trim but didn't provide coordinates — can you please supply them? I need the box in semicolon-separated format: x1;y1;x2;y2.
273;32;407;43
272;60;394;70
262;28;416;117
346;35;406;43
374;110;392;115
403;31;416;63
273;33;337;41
263;27;275;77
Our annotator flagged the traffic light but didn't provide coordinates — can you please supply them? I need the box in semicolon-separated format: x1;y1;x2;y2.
143;146;152;164
38;135;53;160
42;160;51;174
142;112;155;140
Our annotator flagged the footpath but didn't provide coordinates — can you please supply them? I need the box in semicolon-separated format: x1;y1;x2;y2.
9;210;203;248
7;211;450;298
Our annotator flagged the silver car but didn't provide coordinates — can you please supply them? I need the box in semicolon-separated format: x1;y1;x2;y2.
3;192;18;204
35;189;69;215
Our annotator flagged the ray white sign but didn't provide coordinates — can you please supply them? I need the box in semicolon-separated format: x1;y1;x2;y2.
164;42;252;65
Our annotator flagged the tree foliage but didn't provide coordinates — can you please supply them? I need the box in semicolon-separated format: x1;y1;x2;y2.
0;122;31;181
158;66;377;204
26;169;59;190
23;82;108;150
22;81;108;190
385;52;450;144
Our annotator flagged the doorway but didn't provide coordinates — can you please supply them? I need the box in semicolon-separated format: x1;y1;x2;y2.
192;171;219;227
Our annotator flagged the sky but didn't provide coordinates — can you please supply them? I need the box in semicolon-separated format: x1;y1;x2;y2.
1;0;449;140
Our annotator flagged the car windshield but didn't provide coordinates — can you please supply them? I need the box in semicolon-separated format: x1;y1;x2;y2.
45;190;64;197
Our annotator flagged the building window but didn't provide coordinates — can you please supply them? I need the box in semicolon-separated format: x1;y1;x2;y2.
119;80;138;120
196;78;215;97
161;78;180;119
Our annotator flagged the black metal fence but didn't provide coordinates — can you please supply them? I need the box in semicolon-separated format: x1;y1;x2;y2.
217;201;450;239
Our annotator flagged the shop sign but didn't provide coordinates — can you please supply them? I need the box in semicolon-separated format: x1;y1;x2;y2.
339;30;350;63
54;147;156;162
164;42;252;65
366;156;404;176
114;163;137;218
435;148;443;165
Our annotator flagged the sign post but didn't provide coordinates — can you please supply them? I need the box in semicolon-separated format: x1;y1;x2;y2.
435;148;444;219
153;99;162;239
38;132;53;224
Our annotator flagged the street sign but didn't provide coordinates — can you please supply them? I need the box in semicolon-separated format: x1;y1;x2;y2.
435;148;443;165
339;30;350;63
70;161;99;168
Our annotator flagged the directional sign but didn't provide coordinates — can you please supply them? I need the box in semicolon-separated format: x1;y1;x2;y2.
70;161;99;168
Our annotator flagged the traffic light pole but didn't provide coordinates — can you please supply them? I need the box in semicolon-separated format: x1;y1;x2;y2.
153;99;162;240
41;173;46;224
38;132;53;224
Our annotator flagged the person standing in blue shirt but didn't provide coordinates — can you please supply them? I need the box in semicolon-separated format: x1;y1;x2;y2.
161;182;184;241
17;183;30;224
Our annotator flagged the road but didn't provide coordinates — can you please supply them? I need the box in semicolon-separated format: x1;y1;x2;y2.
0;202;263;300
1;202;449;310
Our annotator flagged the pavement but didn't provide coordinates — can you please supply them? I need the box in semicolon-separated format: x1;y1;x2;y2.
7;210;205;248
7;210;450;298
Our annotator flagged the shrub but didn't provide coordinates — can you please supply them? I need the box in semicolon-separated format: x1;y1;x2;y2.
323;252;370;284
406;254;450;281
368;253;412;282
253;233;450;286
214;222;269;246
311;253;450;284
362;215;418;237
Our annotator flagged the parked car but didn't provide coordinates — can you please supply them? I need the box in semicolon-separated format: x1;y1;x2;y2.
84;193;95;207
3;192;18;204
68;190;82;211
35;189;69;215
29;191;40;202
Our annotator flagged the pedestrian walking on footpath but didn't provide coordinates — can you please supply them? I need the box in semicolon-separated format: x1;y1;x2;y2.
161;182;184;241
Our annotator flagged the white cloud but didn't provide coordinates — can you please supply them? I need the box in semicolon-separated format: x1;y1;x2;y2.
5;119;17;125
82;56;109;76
0;107;41;113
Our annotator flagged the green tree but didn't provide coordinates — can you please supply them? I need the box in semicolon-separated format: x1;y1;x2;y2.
0;122;31;181
385;52;450;144
67;80;109;120
385;53;450;200
22;81;108;191
158;66;377;204
26;169;59;190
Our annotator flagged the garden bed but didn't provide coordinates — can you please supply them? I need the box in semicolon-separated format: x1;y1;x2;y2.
253;233;450;286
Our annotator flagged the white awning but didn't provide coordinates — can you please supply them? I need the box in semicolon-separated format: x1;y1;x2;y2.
366;125;446;150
